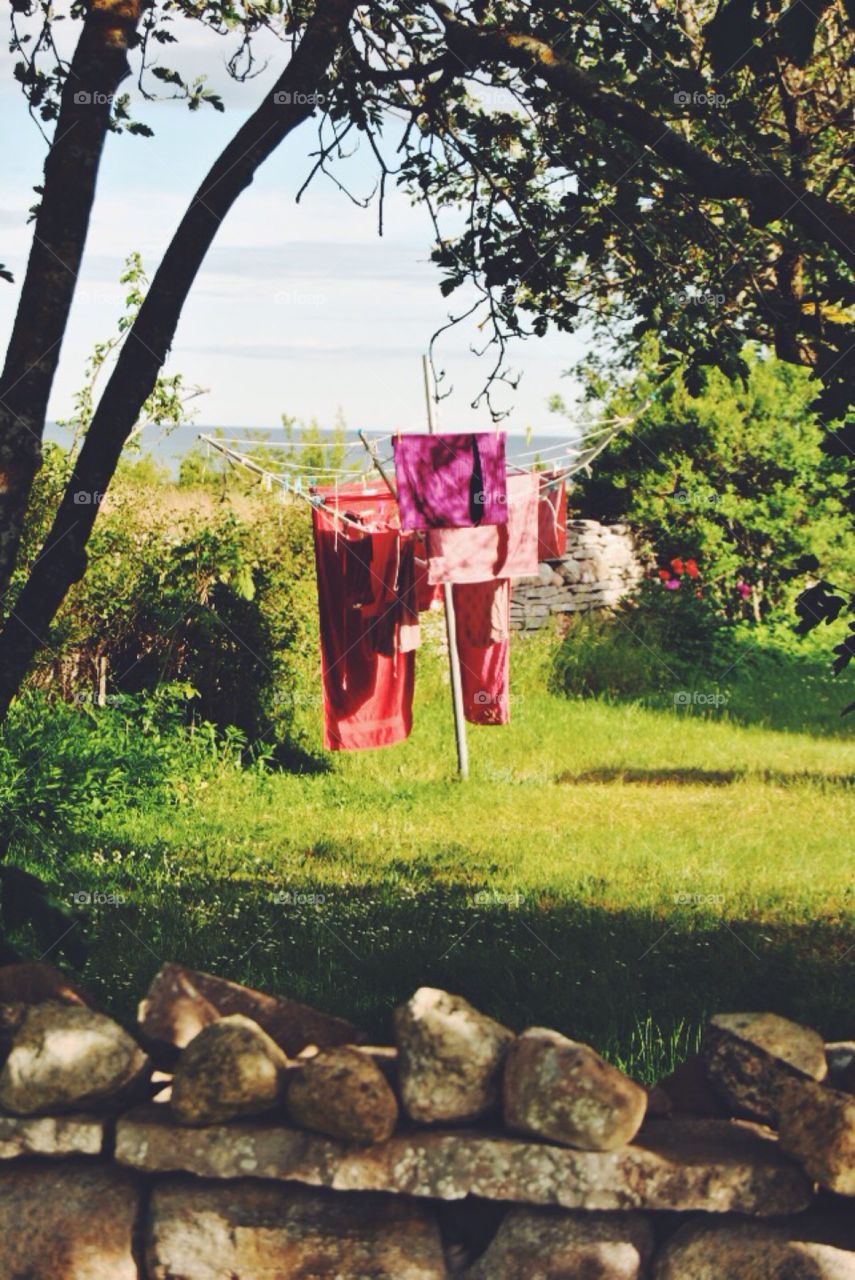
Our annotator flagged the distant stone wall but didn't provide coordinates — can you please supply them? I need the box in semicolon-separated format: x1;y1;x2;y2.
511;519;643;631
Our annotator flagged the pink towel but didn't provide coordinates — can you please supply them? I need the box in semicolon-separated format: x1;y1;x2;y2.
393;432;507;530
426;473;539;584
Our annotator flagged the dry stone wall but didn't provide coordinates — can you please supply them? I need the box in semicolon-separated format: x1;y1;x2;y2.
0;962;853;1278
511;518;644;630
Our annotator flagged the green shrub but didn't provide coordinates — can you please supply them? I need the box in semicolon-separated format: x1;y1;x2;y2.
23;462;321;757
562;344;853;624
551;574;732;700
0;685;250;842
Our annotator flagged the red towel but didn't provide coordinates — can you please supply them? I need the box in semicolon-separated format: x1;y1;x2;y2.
312;488;414;751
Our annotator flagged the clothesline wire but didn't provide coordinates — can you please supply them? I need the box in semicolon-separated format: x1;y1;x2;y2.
215;428;610;456
200;435;395;533
200;391;649;521
215;437;378;453
205;409;636;461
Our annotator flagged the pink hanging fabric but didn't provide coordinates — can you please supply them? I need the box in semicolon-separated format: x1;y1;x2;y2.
426;473;539;585
392;432;507;531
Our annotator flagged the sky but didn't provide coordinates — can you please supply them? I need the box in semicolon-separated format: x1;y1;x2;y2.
0;14;588;441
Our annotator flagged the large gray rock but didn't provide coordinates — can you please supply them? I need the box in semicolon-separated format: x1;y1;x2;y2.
286;1045;398;1143
0;1161;140;1279
394;987;514;1123
503;1028;647;1151
702;1012;827;1123
0;1001;149;1115
116;1106;812;1215
778;1076;855;1195
170;1013;289;1125
466;1208;654;1279
655;1218;855;1279
139;962;362;1064
0;1111;103;1158
146;1178;447;1279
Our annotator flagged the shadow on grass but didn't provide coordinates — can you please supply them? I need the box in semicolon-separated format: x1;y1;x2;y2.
558;767;855;789
555;641;855;739
55;875;855;1084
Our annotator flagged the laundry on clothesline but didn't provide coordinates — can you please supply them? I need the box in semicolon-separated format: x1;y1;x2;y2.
425;473;539;585
453;579;511;727
197;419;635;753
312;486;415;753
393;431;507;531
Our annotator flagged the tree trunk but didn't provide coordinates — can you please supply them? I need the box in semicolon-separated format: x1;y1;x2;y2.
0;0;358;723
0;0;144;603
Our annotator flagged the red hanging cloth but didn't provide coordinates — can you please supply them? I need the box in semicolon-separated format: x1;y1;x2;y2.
311;487;415;751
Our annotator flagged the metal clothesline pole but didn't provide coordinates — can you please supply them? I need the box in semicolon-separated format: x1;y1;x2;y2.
422;354;470;782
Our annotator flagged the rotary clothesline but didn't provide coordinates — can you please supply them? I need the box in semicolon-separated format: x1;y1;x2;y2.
199;367;662;778
200;415;634;500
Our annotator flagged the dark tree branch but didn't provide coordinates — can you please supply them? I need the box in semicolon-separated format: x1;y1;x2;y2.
429;3;855;273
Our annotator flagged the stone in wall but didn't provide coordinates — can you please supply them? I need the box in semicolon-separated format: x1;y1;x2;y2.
146;1179;447;1280
138;962;363;1064
0;1002;150;1115
170;1013;289;1125
502;1028;648;1150
285;1044;399;1143
702;1011;827;1124
0;1161;140;1280
466;1207;655;1279
777;1077;855;1196
0;960;95;1008
654;1217;855;1279
0;1110;104;1158
394;987;514;1124
115;1106;813;1216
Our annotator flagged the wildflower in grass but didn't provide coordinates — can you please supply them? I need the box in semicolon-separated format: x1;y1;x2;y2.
736;582;751;601
670;557;684;575
685;559;699;579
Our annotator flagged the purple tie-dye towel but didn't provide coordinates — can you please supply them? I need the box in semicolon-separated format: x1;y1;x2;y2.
392;432;507;531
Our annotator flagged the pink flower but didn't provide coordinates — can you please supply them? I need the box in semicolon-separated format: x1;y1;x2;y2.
664;578;681;590
736;582;751;600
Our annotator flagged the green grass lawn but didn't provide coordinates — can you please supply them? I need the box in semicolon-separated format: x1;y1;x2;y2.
21;630;855;1083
